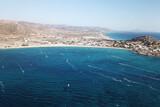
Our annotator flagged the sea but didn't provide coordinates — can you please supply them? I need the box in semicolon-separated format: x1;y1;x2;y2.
107;32;160;40
0;47;160;107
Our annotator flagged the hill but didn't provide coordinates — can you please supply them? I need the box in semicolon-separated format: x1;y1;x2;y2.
0;20;110;48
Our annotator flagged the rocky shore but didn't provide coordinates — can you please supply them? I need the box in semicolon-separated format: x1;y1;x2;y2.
49;35;160;57
113;36;160;56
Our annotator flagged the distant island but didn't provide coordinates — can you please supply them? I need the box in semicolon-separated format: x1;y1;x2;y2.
0;20;160;56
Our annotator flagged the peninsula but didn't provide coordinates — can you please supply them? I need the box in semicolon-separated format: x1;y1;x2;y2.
0;20;160;56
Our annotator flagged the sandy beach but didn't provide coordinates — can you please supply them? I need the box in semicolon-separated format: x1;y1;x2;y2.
0;44;127;50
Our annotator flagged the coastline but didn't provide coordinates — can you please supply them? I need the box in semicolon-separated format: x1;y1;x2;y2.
0;44;128;50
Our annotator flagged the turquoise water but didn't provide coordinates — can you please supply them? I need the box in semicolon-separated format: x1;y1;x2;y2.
107;32;160;40
0;47;160;107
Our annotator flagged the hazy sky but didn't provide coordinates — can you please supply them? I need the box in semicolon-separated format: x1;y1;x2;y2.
0;0;160;32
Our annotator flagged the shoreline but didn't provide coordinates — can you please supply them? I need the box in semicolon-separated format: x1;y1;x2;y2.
0;44;128;50
0;43;159;57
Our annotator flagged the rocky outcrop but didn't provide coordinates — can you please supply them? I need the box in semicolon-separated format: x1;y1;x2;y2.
113;36;160;56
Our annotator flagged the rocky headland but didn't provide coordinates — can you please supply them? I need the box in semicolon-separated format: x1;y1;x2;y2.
113;36;160;56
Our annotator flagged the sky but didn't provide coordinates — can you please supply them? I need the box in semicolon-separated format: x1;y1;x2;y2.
0;0;160;32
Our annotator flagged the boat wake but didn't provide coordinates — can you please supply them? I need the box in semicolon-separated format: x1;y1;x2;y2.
66;58;77;71
119;63;160;81
17;63;25;74
123;78;160;92
119;63;157;74
87;65;122;83
123;78;139;84
88;65;104;71
112;55;127;61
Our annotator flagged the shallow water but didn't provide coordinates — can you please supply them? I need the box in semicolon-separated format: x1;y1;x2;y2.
107;32;160;40
0;47;160;107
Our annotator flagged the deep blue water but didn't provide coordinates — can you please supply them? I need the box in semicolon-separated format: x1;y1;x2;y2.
0;47;160;107
107;32;160;40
